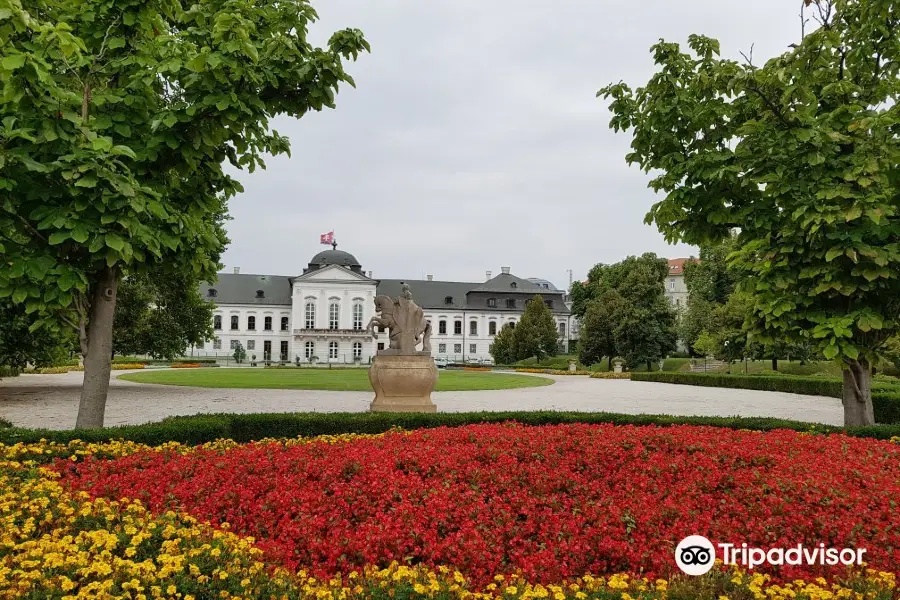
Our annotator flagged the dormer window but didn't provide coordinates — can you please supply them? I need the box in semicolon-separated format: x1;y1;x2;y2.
510;282;517;289
445;296;453;305
207;288;217;298
255;290;265;299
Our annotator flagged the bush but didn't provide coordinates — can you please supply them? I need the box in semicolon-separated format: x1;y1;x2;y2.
3;410;900;446
111;363;146;370
589;372;631;379
0;365;20;378
514;368;591;376
631;372;900;424
0;417;12;429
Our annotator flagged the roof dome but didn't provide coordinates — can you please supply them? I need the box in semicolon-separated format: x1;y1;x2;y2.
304;246;364;274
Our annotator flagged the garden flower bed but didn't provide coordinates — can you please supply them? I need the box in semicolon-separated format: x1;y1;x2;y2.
2;425;899;598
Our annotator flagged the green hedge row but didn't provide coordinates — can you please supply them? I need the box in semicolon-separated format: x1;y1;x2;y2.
1;410;899;447
0;366;20;378
631;372;900;424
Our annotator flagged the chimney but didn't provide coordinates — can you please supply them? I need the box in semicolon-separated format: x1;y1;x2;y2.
367;271;372;278
233;266;240;274
486;270;492;281
427;274;433;281
501;266;511;275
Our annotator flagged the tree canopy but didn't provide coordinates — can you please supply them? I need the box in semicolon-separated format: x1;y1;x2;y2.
0;0;368;427
599;0;900;425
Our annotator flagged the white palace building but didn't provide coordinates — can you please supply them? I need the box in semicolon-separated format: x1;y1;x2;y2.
193;245;573;364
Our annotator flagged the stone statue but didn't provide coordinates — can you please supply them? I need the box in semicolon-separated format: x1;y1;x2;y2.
365;283;437;413
366;291;432;354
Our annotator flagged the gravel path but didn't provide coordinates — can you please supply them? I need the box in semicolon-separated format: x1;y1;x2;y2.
0;369;844;430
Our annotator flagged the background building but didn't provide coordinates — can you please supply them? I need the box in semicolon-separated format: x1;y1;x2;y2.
194;246;572;364
665;258;691;309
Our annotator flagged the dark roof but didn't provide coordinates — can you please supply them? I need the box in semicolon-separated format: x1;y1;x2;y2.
305;249;362;273
470;272;562;295
376;279;474;310
200;274;293;306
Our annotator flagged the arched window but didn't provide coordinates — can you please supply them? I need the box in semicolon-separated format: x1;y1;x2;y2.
305;341;315;358
247;316;256;330
264;316;272;331
353;342;362;359
305;302;316;329
281;316;289;331
329;302;340;330
213;315;222;330
230;315;239;330
353;302;363;330
438;320;447;334
489;321;497;335
469;321;477;335
329;341;339;359
454;320;462;335
558;322;566;337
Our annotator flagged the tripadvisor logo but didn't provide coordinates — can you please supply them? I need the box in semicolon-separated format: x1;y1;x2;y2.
675;536;867;576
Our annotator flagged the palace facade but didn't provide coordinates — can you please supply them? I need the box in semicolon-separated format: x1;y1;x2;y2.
194;246;572;364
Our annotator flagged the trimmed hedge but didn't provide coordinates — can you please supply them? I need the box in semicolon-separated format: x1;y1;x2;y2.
631;372;900;424
2;410;900;447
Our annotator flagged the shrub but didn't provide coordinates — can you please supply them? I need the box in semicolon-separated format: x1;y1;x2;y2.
111;363;146;370
514;368;591;376
589;372;631;379
170;363;203;369
631;372;900;424
0;365;20;378
4;410;900;447
0;417;12;429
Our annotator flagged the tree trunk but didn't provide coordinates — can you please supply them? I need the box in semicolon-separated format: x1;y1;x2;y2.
772;357;778;371
76;266;120;429
608;356;612;372
842;358;875;427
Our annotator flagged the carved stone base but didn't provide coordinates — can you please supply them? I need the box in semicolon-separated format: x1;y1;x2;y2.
368;354;438;413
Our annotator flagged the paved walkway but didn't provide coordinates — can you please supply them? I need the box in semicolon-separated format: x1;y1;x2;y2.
0;369;843;430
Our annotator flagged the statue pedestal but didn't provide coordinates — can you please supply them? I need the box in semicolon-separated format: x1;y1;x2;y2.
368;353;438;413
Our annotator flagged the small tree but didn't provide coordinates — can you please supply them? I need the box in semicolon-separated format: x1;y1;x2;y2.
232;341;246;365
600;1;900;425
578;291;623;367
489;323;516;365
513;296;560;362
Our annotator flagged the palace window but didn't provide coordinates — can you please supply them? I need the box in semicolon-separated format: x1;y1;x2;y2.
247;316;256;331
305;341;315;359
213;315;222;330
545;300;553;309
281;316;289;331
438;343;446;353
353;342;362;359
247;340;255;350
255;290;264;299
489;321;497;335
454;344;462;354
439;320;447;334
213;337;221;350
230;315;239;330
353;302;364;330
377;342;385;351
263;340;272;360
506;299;516;309
280;341;288;361
264;316;272;331
454;320;462;335
510;282;517;289
469;344;476;354
469;321;477;335
305;302;315;329
559;322;566;337
329;341;339;359
329;302;340;330
207;288;217;298
230;340;239;350
444;296;453;305
487;298;496;308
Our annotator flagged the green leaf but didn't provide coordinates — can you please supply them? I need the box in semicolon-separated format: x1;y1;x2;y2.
844;206;862;222
105;233;125;252
1;54;25;70
108;37;126;49
75;174;98;188
71;227;89;243
12;287;27;304
822;343;839;360
48;231;69;245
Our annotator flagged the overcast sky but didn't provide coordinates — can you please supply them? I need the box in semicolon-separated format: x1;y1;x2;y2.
220;0;803;289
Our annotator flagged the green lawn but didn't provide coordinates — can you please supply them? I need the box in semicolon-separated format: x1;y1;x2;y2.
119;368;554;391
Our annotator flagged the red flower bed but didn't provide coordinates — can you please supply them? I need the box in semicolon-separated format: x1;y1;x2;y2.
56;424;900;585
